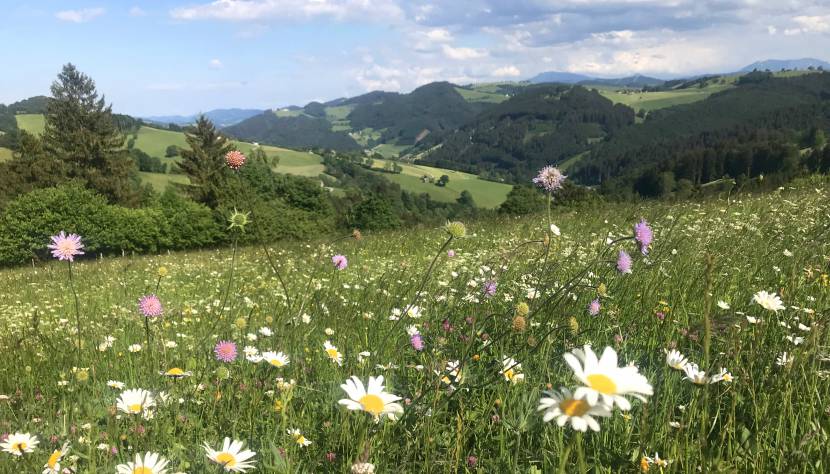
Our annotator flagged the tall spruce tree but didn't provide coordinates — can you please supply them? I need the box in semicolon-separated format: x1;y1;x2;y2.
42;63;140;205
177;116;233;209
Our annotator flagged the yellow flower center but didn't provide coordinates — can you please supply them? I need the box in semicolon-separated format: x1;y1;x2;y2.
358;394;385;416
12;442;26;452
166;368;184;376
326;348;340;360
48;450;62;468
216;452;237;467
559;398;590;416
295;435;307;445
132;468;153;474
270;359;284;367
128;403;143;413
504;369;515;380
587;373;617;394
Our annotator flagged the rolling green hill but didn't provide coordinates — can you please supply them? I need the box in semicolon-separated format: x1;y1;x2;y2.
369;159;511;208
15;114;45;135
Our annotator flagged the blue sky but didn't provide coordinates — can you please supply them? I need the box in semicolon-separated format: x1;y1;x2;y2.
2;0;829;116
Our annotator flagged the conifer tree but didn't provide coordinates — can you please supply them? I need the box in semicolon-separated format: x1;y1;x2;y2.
42;63;140;205
177;115;233;209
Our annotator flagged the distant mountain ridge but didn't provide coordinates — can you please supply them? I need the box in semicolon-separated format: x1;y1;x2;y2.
143;108;263;127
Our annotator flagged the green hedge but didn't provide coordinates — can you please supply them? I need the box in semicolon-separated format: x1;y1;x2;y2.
0;183;222;266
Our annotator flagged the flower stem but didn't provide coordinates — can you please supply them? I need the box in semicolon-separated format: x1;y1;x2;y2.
68;260;82;363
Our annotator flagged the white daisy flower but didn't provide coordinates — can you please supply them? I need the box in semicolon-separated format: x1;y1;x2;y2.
204;438;257;472
116;452;170;474
537;387;611;432
682;363;710;385
116;389;155;416
501;356;525;384
564;345;653;410
338;375;403;421
42;443;69;473
324;341;343;366
752;290;785;312
262;351;290;368
1;432;38;456
287;429;312;447
665;349;689;371
107;380;126;390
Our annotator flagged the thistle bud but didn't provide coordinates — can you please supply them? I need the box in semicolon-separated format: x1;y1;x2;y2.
445;221;467;239
569;316;579;335
512;315;527;333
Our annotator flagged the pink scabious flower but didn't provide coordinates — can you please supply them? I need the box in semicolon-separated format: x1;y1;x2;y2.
225;150;247;170
447;249;456;258
483;280;497;297
588;299;601;316
532;166;567;192
634;219;653;255
214;340;237;362
410;333;424;351
47;231;85;262
138;294;163;318
332;254;348;270
616;250;633;274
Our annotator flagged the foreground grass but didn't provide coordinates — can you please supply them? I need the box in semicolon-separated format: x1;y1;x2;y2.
0;178;828;473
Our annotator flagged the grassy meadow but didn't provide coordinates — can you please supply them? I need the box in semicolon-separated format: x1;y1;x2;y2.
0;176;828;472
369;159;512;209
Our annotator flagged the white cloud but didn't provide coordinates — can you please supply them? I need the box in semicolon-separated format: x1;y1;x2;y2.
209;58;224;69
55;7;105;23
492;65;521;77
442;44;488;60
425;28;453;42
784;15;830;35
171;0;403;22
129;6;147;17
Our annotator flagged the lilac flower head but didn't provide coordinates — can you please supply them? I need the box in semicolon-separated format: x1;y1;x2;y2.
332;254;348;270
532;166;567;192
214;340;237;362
616;250;633;274
634;219;653;255
588;299;601;316
483;280;498;297
410;333;424;351
138;294;163;318
48;231;85;262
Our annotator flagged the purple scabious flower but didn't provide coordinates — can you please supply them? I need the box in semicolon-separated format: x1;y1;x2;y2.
47;231;85;262
634;219;653;255
410;333;424;351
532;166;567;192
138;294;163;318
332;254;348;270
483;280;498;297
616;250;633;274
447;249;456;258
214;340;237;362
588;299;601;316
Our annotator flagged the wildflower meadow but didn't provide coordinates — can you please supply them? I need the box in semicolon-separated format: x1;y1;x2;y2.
0;166;829;473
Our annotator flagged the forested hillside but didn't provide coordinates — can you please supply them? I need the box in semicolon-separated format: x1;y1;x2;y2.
223;112;361;150
571;72;830;196
417;85;635;182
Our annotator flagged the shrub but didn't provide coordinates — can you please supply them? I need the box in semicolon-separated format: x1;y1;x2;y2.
0;184;223;266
